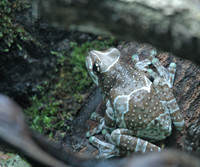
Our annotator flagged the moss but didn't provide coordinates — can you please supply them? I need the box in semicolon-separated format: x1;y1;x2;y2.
0;151;31;167
0;0;31;52
24;38;115;139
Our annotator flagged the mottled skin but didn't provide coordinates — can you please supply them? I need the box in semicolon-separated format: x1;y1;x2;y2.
85;48;184;158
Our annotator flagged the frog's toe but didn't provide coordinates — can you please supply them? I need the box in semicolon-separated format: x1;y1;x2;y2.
131;54;139;63
147;68;159;80
151;50;157;56
89;136;96;143
169;62;176;69
102;129;108;135
86;131;91;138
152;58;159;64
90;112;103;122
91;112;98;120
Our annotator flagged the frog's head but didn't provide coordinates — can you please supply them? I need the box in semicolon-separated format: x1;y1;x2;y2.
86;48;120;86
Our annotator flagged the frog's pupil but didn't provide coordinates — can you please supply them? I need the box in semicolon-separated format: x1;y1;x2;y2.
93;62;100;75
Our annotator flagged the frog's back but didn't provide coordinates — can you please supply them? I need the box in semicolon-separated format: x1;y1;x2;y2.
109;67;172;140
124;87;172;140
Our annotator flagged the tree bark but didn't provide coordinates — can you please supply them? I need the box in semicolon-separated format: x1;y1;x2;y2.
39;0;200;65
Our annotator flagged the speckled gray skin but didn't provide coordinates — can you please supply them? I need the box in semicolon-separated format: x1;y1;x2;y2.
85;48;184;159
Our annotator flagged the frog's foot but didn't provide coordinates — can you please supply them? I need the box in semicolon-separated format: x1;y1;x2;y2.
151;57;176;88
86;112;105;138
89;136;120;159
132;53;152;72
111;129;161;154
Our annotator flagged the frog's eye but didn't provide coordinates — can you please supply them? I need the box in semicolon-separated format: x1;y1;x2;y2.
93;62;100;75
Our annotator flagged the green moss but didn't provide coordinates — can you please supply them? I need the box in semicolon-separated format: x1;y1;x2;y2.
0;0;31;52
24;38;115;138
0;151;31;167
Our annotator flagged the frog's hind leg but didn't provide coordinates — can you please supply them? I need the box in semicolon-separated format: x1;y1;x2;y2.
147;72;185;131
89;128;161;158
148;58;184;130
111;129;161;154
166;98;184;131
89;136;120;159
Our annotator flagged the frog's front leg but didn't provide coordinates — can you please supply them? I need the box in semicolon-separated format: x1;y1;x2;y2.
86;112;105;137
86;99;116;137
151;56;176;88
87;100;119;159
132;50;157;71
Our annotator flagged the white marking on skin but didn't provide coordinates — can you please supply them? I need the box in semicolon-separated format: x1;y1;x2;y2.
173;120;184;128
113;129;121;146
89;71;98;85
113;76;152;128
86;56;99;85
167;98;176;104
90;48;120;73
170;107;179;114
113;95;130;128
86;56;93;69
129;77;152;97
142;141;148;153
135;139;141;152
106;100;115;120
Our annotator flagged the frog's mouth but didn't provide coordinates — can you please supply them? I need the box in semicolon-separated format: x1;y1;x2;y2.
85;56;99;85
85;56;93;71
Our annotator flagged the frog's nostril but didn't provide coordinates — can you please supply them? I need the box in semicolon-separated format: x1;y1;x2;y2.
89;50;96;55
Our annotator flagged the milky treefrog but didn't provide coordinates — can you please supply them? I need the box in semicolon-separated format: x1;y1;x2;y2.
85;48;184;158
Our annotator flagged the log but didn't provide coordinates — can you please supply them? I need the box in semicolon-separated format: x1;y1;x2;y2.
0;92;200;167
70;42;200;158
39;0;200;65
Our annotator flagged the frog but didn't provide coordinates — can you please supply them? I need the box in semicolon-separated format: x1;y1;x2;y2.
85;48;184;159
